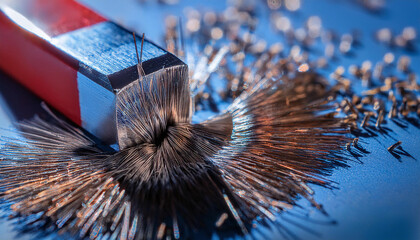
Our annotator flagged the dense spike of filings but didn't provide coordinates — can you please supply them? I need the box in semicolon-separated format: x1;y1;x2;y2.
214;73;350;219
0;65;351;239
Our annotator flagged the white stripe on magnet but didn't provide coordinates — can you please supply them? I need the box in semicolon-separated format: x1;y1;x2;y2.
77;71;117;144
